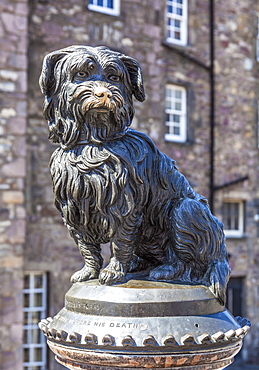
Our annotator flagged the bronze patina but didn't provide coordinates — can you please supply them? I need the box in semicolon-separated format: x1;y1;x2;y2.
38;45;250;369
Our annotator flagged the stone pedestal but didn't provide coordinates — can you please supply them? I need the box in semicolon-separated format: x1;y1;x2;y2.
39;279;250;369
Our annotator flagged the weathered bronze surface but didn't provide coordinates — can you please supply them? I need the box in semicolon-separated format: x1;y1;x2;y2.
39;45;230;305
39;45;251;369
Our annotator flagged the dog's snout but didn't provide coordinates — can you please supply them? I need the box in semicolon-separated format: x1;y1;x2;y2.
94;86;112;101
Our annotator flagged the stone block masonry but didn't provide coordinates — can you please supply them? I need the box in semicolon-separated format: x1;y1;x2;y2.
0;1;28;370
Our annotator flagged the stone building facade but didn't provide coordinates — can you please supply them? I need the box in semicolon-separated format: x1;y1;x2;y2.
0;0;258;369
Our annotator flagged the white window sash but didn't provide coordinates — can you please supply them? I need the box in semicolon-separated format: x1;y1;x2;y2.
165;85;187;142
88;0;120;16
223;201;244;238
166;0;188;45
23;272;47;369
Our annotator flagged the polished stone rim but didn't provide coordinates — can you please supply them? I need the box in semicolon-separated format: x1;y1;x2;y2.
65;280;223;317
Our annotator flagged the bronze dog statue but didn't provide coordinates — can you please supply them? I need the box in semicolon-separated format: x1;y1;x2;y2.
40;45;230;304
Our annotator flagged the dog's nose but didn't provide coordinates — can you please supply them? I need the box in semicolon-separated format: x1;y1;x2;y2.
94;86;112;101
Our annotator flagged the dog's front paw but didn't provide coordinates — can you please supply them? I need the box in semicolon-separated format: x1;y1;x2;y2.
99;258;126;285
70;265;99;283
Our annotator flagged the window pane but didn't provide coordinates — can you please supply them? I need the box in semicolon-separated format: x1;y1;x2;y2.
23;329;28;344
34;293;42;307
175;31;181;40
175;90;182;99
89;0;94;4
175;102;182;110
33;348;43;362
174;19;180;28
24;348;30;362
166;100;172;109
24;312;29;325
177;7;183;15
173;126;180;135
168;5;173;13
173;114;180;123
24;294;30;308
31;311;41;324
165;88;171;97
34;275;43;288
97;0;103;6
31;328;41;343
24;275;30;289
107;0;113;8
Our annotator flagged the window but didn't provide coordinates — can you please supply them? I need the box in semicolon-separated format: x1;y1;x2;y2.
88;0;120;16
165;84;187;142
226;277;244;317
222;200;244;237
226;276;244;359
166;0;188;46
23;272;47;370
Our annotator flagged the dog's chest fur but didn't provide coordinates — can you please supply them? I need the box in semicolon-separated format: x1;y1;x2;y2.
50;129;191;244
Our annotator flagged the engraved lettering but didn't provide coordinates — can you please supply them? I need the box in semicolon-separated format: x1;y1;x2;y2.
94;322;105;327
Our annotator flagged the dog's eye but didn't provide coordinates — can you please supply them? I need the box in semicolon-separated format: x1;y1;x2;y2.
108;74;120;82
88;62;95;71
75;71;88;78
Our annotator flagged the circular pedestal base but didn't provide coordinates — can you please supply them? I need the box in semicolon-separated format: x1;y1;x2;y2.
39;280;250;369
49;340;240;370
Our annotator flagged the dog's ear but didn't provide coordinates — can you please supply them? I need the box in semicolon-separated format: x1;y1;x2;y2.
39;50;68;98
119;55;145;102
39;50;71;143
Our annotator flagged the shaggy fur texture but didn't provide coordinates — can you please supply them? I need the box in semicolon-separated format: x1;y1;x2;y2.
40;45;230;305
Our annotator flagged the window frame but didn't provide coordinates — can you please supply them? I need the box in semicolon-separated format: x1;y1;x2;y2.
164;84;187;143
222;200;245;238
166;0;188;46
23;272;48;370
88;0;120;16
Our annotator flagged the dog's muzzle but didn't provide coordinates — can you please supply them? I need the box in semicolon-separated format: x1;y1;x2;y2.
69;81;123;116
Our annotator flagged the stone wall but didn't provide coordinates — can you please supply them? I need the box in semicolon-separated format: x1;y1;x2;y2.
213;0;259;361
0;1;28;369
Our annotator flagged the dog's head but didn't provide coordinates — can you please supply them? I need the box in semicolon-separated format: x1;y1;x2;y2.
39;45;145;148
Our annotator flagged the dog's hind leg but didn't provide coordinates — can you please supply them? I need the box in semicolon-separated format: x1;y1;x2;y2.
70;240;103;283
149;253;185;282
